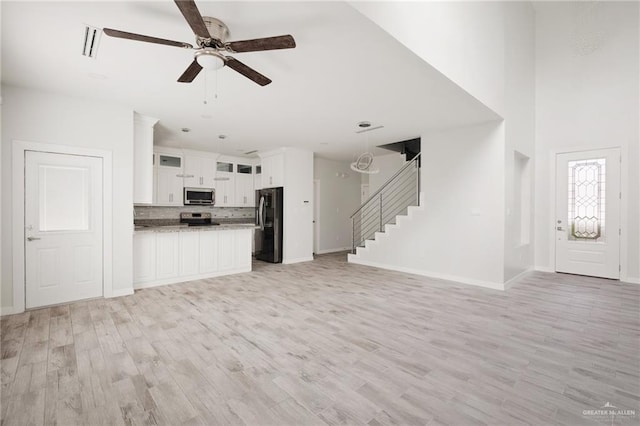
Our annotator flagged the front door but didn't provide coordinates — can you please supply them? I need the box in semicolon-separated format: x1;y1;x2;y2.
25;151;104;308
555;148;620;279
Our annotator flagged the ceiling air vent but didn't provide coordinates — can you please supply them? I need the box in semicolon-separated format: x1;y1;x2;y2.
82;25;102;58
244;150;258;156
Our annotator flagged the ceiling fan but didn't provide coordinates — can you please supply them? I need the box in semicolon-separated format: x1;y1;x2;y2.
103;0;296;86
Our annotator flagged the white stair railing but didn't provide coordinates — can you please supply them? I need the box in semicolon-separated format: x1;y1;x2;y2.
350;153;421;253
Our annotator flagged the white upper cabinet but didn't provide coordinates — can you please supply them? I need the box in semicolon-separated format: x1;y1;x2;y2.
261;153;284;188
155;153;184;206
184;154;217;189
236;163;255;207
215;161;235;207
254;165;262;190
133;113;158;204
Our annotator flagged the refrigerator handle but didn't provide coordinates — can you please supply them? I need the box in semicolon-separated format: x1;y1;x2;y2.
258;196;265;230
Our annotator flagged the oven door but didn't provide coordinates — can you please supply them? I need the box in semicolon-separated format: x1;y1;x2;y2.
184;188;214;205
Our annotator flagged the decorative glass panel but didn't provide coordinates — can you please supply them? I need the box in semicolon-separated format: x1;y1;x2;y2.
217;162;233;172
158;155;181;168
567;158;605;241
237;164;252;174
39;165;90;231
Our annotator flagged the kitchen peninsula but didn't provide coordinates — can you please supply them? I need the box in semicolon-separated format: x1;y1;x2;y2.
133;209;257;289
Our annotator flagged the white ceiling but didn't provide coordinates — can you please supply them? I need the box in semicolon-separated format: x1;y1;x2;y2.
1;1;499;160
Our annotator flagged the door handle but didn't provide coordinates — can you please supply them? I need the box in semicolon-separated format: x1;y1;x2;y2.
27;237;41;241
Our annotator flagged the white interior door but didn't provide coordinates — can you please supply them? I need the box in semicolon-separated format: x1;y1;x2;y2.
25;151;103;308
555;148;620;279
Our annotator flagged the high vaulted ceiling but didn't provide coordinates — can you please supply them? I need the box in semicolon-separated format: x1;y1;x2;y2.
1;1;499;160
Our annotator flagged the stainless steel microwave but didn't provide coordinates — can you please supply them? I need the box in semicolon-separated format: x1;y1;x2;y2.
184;187;215;205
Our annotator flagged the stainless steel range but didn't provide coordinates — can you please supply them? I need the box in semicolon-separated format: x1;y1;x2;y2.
179;212;220;227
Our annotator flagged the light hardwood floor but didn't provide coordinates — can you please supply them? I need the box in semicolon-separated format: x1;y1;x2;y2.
1;252;639;425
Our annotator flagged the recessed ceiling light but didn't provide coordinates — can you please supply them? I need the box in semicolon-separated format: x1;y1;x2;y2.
357;121;372;128
218;134;227;139
181;128;191;133
201;114;212;119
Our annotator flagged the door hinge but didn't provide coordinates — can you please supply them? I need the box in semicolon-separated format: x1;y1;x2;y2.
619;192;622;199
619;228;621;235
619;265;622;272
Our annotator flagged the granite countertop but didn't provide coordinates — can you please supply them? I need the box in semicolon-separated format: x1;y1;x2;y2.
134;219;258;233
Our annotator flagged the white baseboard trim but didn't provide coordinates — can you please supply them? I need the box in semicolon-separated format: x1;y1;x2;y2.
0;306;18;317
283;256;314;265
348;257;505;291
133;267;252;290
315;247;351;255
622;277;640;285
109;288;135;298
534;266;555;273
503;268;533;290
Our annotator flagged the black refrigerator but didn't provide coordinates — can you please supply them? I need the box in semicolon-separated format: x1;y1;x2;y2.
255;187;283;263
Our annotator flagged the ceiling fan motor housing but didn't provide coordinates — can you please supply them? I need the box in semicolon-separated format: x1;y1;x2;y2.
199;17;230;47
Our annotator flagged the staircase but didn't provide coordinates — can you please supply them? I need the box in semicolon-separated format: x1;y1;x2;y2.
349;153;421;254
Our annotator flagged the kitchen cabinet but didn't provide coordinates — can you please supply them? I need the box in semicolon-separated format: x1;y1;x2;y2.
199;231;219;273
235;164;255;207
133;228;254;289
156;153;184;206
155;232;180;279
261;154;284;188
234;229;252;269
218;230;235;271
183;155;216;189
215;161;235;206
254;165;262;190
133;232;156;283
179;232;200;276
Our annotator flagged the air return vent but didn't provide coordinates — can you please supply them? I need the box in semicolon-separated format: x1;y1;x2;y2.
82;25;102;58
244;150;258;156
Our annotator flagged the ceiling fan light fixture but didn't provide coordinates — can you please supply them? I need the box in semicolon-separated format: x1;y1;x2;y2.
195;49;225;70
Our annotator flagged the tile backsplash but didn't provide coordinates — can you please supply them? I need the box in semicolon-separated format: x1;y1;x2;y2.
134;206;255;220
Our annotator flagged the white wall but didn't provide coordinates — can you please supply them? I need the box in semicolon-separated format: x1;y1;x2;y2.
534;2;640;282
283;148;314;264
503;2;536;281
313;157;360;253
356;122;505;286
350;1;505;116
1;85;135;311
368;152;406;194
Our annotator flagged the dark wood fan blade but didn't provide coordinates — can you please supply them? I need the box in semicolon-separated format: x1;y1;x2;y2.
178;60;203;83
174;0;211;39
226;35;296;53
103;28;192;49
225;57;271;86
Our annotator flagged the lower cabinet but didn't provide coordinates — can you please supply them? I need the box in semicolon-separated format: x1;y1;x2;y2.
218;230;235;271
179;231;200;276
199;231;219;274
133;228;252;288
156;232;179;279
133;232;156;283
234;229;252;269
